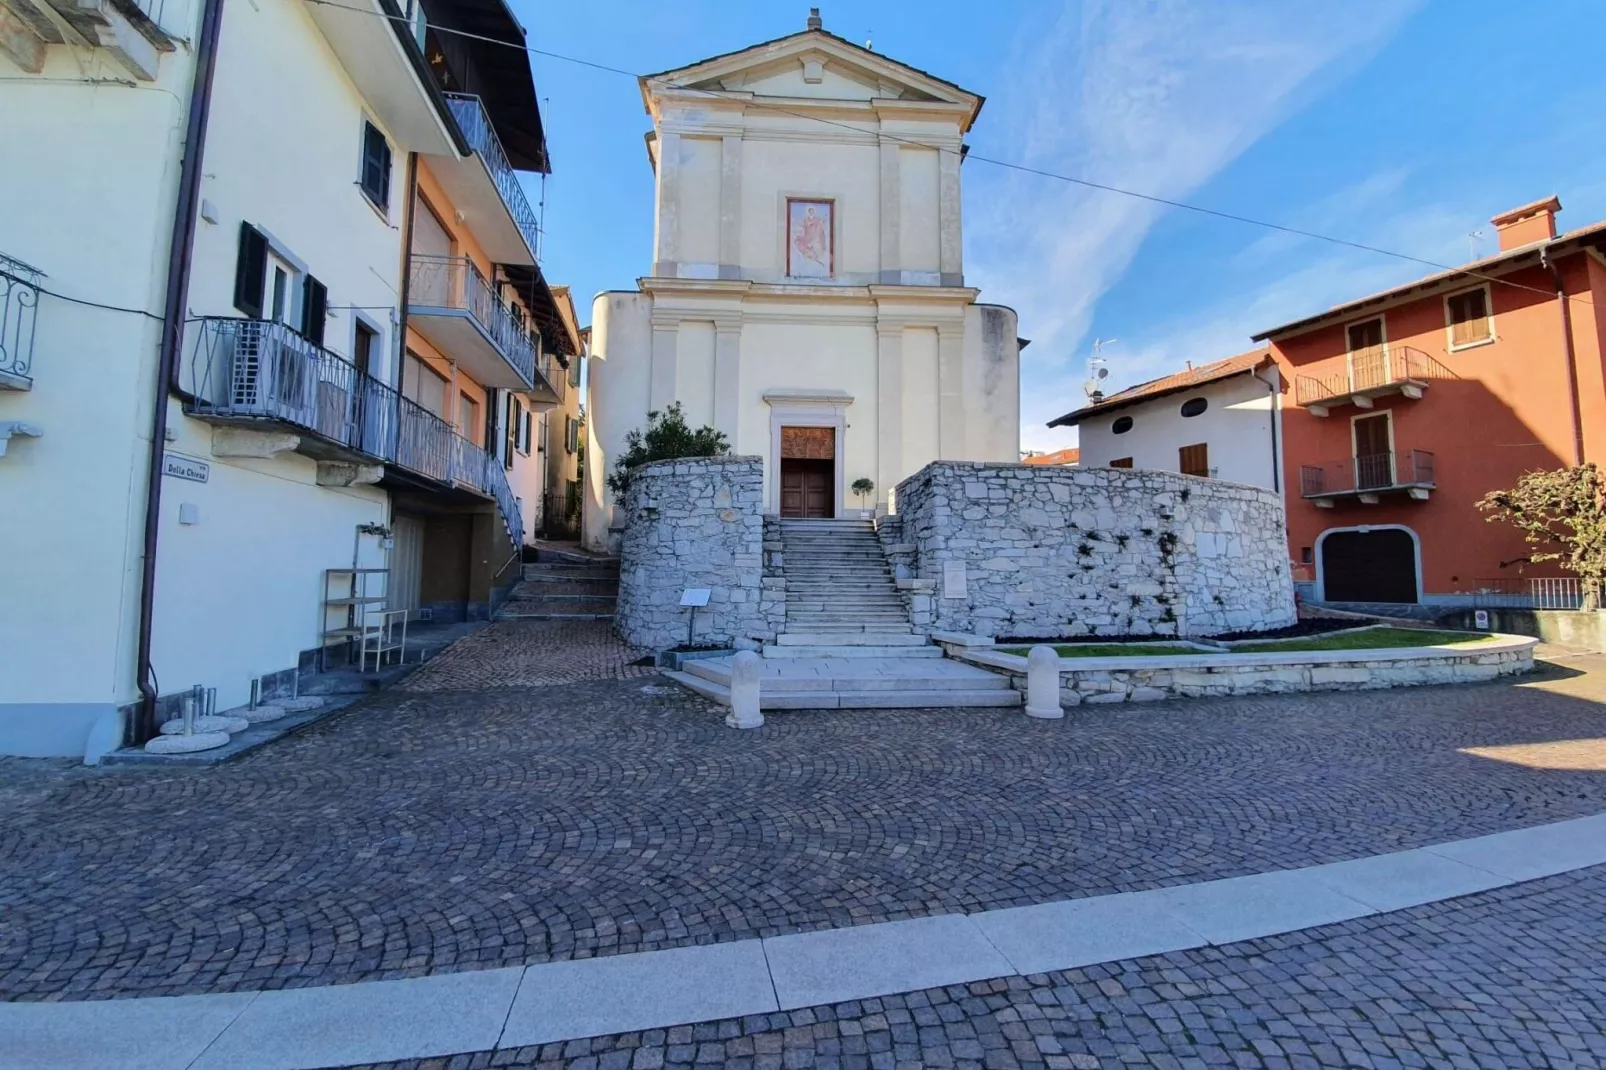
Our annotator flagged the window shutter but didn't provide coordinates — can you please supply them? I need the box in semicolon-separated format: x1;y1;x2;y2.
483;388;499;453
360;122;391;208
1179;443;1209;477
504;395;518;468
522;410;532;453
233;223;268;318
300;276;328;345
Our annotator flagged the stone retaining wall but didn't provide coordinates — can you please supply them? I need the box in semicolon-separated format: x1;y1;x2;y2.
615;456;783;649
950;637;1535;705
894;462;1296;639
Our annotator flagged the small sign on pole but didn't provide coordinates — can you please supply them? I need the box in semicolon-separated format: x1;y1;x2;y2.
1473;609;1490;630
681;588;711;647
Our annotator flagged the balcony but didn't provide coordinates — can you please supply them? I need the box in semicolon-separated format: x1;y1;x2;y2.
0;0;176;81
408;254;549;392
1300;450;1436;507
181;317;525;545
1294;346;1448;416
0;253;41;391
435;93;543;266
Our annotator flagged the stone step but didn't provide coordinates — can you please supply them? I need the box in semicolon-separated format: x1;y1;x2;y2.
683;660;1012;692
497;611;615;621
763;645;944;659
521;565;619;580
664;672;1019;709
786;615;912;625
509;582;619;598
775;631;928;646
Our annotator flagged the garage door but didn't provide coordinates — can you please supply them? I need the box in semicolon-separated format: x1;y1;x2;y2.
1320;528;1418;603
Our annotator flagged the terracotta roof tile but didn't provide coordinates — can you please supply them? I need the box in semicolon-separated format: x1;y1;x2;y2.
1024;448;1079;466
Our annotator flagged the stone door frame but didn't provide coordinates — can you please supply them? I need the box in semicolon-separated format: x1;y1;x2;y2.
762;389;851;517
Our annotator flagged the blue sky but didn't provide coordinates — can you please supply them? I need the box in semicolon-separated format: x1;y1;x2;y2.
516;0;1606;452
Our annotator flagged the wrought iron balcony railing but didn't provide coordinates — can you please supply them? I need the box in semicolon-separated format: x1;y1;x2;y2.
182;318;524;546
0;253;42;389
443;92;543;261
1294;345;1448;410
1299;449;1436;500
408;254;540;387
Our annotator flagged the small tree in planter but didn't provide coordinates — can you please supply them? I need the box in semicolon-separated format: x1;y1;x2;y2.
851;477;876;518
607;402;730;496
1476;462;1605;610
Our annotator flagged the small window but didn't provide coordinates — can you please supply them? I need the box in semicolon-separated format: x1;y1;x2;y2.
1111;415;1134;435
565;415;580;454
1446;287;1492;348
1301;546;1313;564
1109;457;1133;469
1347;317;1384;354
353;321;377;377
1179;442;1209;477
458;392;481;445
359;121;392;211
1180;397;1208;418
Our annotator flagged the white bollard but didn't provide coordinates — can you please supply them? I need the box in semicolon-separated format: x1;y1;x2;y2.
1024;645;1064;719
726;650;765;729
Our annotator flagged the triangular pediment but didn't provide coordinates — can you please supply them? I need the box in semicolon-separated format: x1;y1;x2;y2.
642;28;982;126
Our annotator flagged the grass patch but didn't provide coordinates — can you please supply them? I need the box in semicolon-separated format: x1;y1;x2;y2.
1227;627;1494;653
998;628;1495;659
1000;643;1204;658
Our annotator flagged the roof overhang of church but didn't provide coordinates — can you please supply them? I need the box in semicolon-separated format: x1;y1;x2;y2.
637;27;984;133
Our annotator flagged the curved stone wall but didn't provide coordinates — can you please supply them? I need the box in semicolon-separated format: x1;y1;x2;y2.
615;456;783;649
892;462;1296;639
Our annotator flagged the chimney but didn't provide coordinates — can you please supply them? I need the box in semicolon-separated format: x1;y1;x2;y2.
1490;196;1561;252
806;7;822;30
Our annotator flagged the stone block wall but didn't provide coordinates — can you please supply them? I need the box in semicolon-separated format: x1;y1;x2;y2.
615;456;785;649
894;462;1296;639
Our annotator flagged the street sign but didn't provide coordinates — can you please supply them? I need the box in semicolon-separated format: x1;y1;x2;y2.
680;588;711;607
163;453;210;483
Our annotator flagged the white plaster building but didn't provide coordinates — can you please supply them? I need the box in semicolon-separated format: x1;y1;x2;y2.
584;11;1021;549
0;0;570;758
1049;351;1284;492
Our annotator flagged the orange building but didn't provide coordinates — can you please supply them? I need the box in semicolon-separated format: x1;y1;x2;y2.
1254;197;1606;608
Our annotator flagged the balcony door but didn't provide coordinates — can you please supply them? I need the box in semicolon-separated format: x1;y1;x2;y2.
1346;317;1387;391
1353;412;1392;490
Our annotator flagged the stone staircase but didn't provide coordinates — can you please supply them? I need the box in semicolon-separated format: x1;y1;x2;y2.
770;518;939;658
660;517;1021;711
497;549;619;621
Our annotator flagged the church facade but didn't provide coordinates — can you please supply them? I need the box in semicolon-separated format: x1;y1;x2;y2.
584;12;1021;548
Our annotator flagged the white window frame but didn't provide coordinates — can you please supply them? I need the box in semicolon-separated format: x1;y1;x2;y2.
1443;283;1496;352
1342;313;1389;388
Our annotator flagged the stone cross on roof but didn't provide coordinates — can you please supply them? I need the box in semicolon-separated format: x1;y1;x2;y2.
806;7;822;30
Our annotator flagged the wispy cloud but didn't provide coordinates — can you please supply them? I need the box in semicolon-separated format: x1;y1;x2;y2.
963;0;1424;447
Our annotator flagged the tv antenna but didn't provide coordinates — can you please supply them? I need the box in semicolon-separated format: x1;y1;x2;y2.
1084;338;1114;401
1467;229;1485;260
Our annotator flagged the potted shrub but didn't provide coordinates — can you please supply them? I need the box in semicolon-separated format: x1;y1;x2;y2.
851;477;875;519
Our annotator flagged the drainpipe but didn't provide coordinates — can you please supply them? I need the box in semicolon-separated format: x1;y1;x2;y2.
134;0;227;744
1541;243;1586;465
1252;363;1281;493
394;151;418;444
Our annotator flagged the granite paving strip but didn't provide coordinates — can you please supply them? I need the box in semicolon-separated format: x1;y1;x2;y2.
338;863;1606;1070
3;655;1606;1001
7;819;1606;1069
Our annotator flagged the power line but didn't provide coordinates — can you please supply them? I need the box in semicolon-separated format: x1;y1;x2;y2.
1;267;164;320
276;0;1606;311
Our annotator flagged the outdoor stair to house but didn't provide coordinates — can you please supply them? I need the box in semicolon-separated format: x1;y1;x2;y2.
496;548;619;621
663;517;1022;710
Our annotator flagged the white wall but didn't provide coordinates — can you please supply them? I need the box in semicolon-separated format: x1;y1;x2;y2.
0;2;200;754
0;0;426;755
1075;370;1281;489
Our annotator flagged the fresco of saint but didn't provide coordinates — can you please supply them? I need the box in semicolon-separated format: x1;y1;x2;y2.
788;200;832;277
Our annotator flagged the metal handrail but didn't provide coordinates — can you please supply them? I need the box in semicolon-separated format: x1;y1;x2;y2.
0;253;42;386
1294;345;1446;407
442;92;543;261
182;317;524;546
1299;449;1436;497
408;254;539;387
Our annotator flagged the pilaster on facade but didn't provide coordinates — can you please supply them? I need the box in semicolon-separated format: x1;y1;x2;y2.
713;316;742;431
878;138;901;284
875;326;904;504
647;310;680;411
718;135;744;278
652;130;682;276
938;145;963;285
936;323;966;456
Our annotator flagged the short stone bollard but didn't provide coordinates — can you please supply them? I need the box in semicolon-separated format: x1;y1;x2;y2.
1024;645;1064;719
726;650;765;729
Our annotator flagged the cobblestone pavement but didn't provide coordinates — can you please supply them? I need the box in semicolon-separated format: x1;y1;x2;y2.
1;654;1604;1001
400;621;654;690
344;864;1606;1070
